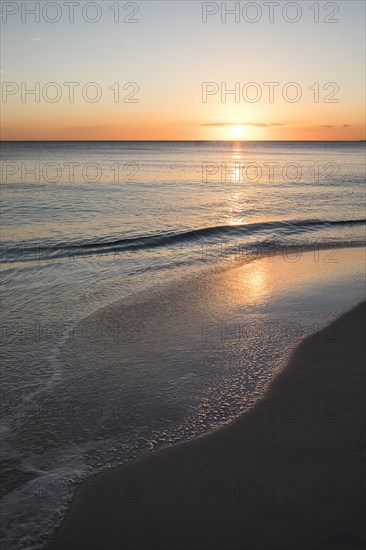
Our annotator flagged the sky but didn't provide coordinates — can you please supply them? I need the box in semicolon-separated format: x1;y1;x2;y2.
1;0;365;140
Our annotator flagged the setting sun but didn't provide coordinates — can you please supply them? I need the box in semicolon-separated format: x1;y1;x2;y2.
231;125;246;139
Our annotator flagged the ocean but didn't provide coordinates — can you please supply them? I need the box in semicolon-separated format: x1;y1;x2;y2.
1;140;365;549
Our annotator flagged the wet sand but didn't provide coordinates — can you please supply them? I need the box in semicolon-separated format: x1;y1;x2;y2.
46;300;365;550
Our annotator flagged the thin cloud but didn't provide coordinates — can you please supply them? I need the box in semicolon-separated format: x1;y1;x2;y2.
320;124;352;128
200;122;283;128
31;37;44;42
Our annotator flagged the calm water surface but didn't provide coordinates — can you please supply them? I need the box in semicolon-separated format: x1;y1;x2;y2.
1;141;365;549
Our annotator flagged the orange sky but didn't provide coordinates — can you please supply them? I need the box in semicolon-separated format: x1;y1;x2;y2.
1;1;365;141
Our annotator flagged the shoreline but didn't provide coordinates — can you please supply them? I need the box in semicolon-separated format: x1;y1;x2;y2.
46;300;366;550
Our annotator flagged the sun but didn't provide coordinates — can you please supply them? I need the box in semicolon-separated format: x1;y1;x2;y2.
231;125;245;139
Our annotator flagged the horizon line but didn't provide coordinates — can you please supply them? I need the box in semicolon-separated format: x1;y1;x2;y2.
1;139;365;143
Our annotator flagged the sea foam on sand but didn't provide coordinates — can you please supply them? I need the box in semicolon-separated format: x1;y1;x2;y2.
46;293;365;549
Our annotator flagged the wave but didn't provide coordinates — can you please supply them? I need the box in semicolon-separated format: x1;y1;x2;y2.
2;218;365;263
